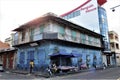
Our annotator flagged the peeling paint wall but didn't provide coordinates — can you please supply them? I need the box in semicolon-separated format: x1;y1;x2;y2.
16;41;102;71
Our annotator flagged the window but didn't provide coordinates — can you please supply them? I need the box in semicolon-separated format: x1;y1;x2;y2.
40;24;45;33
116;43;119;49
116;56;119;58
14;32;18;44
59;26;65;35
34;27;40;36
71;30;76;41
88;36;92;44
110;43;114;49
80;33;86;44
109;34;113;39
115;36;118;41
30;28;34;41
94;38;100;45
21;31;25;41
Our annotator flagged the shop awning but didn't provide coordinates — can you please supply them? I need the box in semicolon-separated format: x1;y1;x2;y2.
71;53;82;57
71;51;82;57
49;52;73;57
49;52;82;57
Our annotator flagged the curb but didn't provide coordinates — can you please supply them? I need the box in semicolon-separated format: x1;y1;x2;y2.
7;67;115;78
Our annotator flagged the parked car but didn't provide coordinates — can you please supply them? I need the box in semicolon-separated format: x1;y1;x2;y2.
0;64;4;72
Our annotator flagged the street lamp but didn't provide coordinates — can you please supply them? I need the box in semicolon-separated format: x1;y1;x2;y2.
110;5;120;12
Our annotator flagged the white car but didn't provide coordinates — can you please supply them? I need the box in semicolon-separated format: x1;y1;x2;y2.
0;64;4;72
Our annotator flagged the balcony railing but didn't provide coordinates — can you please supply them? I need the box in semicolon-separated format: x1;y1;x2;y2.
58;33;101;47
12;32;101;47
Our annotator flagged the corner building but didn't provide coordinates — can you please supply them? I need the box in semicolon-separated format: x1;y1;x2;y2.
12;13;103;72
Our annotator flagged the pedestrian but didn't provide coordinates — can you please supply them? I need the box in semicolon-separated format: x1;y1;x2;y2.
52;63;57;73
29;60;34;74
103;63;106;69
46;66;52;76
93;62;96;68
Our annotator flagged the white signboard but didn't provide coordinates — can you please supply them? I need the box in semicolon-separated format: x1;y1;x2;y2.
62;0;100;34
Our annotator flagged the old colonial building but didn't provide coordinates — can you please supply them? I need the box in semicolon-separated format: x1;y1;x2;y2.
12;13;103;72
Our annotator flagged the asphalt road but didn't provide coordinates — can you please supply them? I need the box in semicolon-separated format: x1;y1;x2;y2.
0;71;43;80
0;67;120;79
58;67;120;79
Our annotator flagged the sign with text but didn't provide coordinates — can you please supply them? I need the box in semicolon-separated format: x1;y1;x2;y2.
61;0;100;34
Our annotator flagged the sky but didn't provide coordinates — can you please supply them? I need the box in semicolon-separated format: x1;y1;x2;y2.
0;0;120;42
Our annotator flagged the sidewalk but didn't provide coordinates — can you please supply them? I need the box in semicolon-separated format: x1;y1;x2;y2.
6;66;115;78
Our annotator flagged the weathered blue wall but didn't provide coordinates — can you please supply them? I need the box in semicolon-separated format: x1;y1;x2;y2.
16;41;103;71
16;42;51;71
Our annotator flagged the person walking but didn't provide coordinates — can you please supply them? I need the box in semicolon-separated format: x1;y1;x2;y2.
29;60;34;74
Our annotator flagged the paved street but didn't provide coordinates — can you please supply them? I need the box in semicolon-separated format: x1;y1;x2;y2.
0;71;43;80
0;67;120;79
59;67;120;79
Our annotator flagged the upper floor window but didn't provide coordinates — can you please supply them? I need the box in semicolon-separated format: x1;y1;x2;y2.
110;43;114;49
30;28;35;35
88;36;92;44
115;36;118;41
59;26;65;35
40;24;45;33
80;33;86;44
116;43;119;49
21;31;25;41
94;38;100;45
71;30;76;40
109;34;113;39
14;32;18;40
30;28;35;41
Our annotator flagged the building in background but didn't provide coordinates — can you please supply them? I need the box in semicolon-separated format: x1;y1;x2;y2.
12;13;103;72
0;41;10;50
98;6;111;66
109;31;120;66
60;0;111;66
60;0;100;34
5;33;15;47
0;38;16;70
0;41;10;61
5;37;12;47
0;40;9;69
0;48;17;70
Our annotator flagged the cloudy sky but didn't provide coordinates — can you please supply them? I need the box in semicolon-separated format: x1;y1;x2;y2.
0;0;120;42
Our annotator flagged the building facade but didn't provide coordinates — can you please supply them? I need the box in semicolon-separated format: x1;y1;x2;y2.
60;0;111;66
98;7;112;66
0;40;16;70
109;31;120;66
0;48;17;70
12;13;103;72
0;41;10;65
